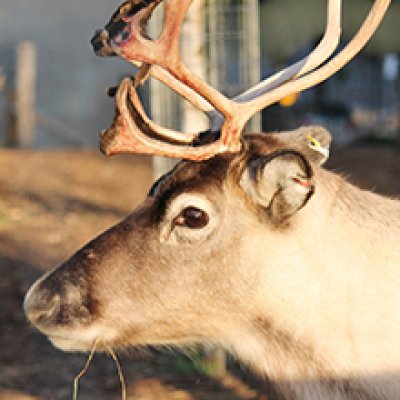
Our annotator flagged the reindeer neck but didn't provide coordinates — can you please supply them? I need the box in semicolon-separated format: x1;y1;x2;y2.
228;168;400;398
312;168;400;242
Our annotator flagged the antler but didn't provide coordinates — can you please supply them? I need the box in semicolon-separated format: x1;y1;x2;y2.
92;0;391;161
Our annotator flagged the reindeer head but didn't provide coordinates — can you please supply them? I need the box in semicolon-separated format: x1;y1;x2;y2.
24;127;331;352
24;0;390;353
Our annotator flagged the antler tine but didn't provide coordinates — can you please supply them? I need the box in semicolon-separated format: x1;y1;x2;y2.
159;1;234;117
104;78;196;149
233;0;342;104
126;61;215;115
100;78;227;160
238;0;391;122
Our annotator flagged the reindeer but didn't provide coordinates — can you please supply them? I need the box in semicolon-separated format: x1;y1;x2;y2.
24;1;398;399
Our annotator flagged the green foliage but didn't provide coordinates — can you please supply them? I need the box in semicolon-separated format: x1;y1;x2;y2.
172;347;221;377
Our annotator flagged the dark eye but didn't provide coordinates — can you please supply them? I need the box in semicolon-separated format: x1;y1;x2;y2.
175;207;209;229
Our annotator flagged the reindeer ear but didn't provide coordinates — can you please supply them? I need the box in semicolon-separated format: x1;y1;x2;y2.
241;151;314;224
277;125;331;165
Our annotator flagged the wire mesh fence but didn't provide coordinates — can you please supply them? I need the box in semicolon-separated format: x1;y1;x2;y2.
150;0;261;138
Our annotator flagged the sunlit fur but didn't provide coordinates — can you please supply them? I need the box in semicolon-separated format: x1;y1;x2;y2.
25;127;400;399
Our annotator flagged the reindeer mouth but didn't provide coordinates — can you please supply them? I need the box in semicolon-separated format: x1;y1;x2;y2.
46;327;112;352
49;335;95;352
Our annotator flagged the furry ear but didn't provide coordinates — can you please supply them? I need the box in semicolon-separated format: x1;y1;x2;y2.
277;126;331;165
241;151;314;224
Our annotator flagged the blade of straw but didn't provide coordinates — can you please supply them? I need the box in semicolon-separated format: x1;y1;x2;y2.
72;339;99;400
107;345;127;400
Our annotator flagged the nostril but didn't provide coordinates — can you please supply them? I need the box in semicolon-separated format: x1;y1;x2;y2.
24;284;61;327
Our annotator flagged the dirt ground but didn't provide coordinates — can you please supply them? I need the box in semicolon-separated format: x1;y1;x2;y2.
1;142;400;400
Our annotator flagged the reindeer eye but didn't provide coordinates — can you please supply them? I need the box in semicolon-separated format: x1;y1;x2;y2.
175;207;209;229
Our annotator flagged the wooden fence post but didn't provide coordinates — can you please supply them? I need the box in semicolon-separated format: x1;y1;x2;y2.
13;41;37;147
0;70;5;91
